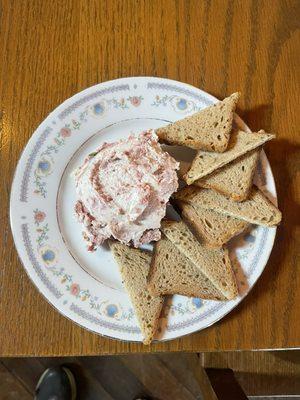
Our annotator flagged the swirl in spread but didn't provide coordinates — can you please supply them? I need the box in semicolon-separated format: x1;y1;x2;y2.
74;130;179;250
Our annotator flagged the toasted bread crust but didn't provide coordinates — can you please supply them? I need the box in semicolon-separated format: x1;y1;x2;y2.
148;236;227;300
195;149;261;201
156;93;240;152
175;186;282;227
184;130;274;185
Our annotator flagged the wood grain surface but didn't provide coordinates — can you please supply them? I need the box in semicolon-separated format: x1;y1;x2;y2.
202;350;300;396
0;354;205;399
0;0;299;356
1;351;299;398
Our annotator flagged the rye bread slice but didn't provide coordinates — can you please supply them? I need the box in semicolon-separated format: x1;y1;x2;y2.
184;130;274;185
174;186;282;227
161;220;238;300
147;236;226;300
156;93;240;152
175;201;249;247
110;242;163;345
194;149;261;201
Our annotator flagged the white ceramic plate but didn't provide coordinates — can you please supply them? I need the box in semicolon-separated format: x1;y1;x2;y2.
10;77;277;342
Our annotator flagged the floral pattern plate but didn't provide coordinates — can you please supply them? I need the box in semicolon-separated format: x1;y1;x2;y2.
10;77;278;342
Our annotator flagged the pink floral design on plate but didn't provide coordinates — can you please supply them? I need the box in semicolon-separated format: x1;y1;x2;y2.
129;96;142;107
70;283;80;296
60;127;72;138
34;209;46;224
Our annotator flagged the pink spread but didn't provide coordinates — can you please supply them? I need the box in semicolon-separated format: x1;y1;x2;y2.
74;130;179;250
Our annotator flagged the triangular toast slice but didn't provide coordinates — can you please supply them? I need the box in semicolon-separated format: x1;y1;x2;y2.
110;242;163;345
184;130;274;184
147;236;226;300
161;220;238;300
174;186;282;227
194;149;260;201
156;93;240;152
175;201;249;247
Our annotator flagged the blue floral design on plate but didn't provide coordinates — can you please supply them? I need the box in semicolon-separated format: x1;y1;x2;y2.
42;249;55;262
192;298;202;309
177;98;188;110
38;160;51;173
93;102;105;115
106;304;118;317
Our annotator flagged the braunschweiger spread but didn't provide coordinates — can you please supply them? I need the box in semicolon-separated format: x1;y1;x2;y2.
74;130;179;250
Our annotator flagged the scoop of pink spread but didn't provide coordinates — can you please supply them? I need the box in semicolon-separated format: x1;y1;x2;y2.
74;130;179;250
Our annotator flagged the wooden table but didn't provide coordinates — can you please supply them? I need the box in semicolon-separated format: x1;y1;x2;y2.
0;0;299;357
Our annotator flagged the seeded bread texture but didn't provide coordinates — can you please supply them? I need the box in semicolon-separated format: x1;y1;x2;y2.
147;236;226;300
175;201;249;247
110;242;164;345
184;130;274;185
195;149;260;201
156;93;239;152
175;186;282;227
161;220;238;300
